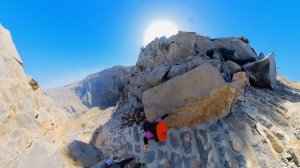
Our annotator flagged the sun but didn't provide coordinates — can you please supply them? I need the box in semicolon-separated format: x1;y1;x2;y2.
144;21;178;45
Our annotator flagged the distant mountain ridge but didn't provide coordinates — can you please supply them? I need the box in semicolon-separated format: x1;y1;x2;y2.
45;65;131;114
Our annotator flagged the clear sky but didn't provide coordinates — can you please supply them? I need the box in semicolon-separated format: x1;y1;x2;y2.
1;0;299;89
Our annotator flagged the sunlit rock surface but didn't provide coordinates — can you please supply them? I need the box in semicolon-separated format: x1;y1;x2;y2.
142;63;236;128
0;25;75;167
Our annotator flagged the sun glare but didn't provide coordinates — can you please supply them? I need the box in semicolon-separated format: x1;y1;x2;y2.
144;21;178;45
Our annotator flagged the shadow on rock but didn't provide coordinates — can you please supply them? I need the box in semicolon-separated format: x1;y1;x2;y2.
89;125;103;146
67;140;104;167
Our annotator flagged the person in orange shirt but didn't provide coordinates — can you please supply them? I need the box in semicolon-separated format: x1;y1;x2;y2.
143;114;169;151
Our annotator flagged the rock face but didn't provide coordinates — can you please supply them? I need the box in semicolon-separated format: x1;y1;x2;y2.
45;66;130;113
243;53;277;89
142;63;236;128
0;25;74;167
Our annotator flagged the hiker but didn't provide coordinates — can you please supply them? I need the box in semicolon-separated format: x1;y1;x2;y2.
219;64;231;83
143;114;169;151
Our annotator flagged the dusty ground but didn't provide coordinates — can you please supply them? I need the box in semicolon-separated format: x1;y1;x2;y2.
75;107;115;143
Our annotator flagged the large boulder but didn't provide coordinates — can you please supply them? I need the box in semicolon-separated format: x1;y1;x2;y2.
166;63;188;79
224;60;241;75
242;53;277;89
209;37;258;65
142;63;236;128
145;64;171;86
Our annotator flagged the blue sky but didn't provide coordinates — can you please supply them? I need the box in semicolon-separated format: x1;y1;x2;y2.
1;0;299;88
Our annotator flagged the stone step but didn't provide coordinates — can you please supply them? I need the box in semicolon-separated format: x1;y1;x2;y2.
177;127;201;168
123;124;221;168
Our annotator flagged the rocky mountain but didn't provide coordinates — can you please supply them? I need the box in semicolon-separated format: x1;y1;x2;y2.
1;25;300;168
66;32;300;168
45;66;130;115
0;25;77;167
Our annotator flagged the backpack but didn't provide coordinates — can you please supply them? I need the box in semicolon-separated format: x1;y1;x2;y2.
156;122;168;142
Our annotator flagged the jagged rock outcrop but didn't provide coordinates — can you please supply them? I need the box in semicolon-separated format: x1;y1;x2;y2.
45;66;130;114
0;25;74;167
137;32;212;70
243;52;277;89
128;32;213;100
127;32;259;102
